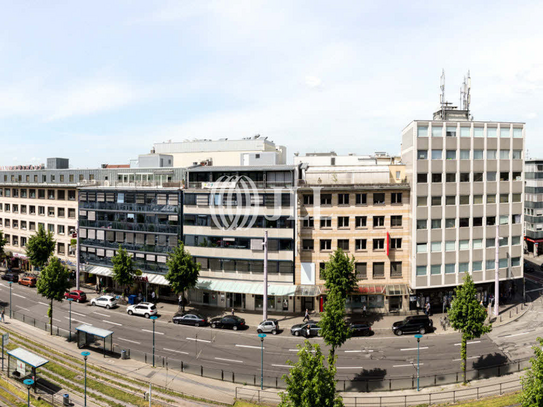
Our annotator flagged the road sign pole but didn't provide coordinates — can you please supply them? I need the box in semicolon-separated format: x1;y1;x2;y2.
415;334;423;391
263;232;268;321
258;333;266;390
9;282;12;319
150;316;158;367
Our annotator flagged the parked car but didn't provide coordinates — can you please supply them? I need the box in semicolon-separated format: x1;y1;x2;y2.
257;319;279;335
90;295;118;309
127;302;157;318
349;323;372;336
18;276;37;287
392;315;433;336
210;315;246;330
291;321;321;337
64;290;87;303
1;272;19;282
172;313;207;327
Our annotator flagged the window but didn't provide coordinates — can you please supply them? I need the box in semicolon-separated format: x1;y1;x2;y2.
512;193;521;203
473;173;483;182
68;190;76;200
487;128;497;138
355;239;367;250
500;126;510;137
445;196;455;205
417;126;428;137
445;218;455;228
512;257;521;267
38;189;45;199
416;243;427;253
486;238;495;248
460;150;470;160
431;241;442;252
58;208;65;217
512;214;521;224
338;194;349;205
355;193;367;205
417;196;427;207
432;173;442;183
499;259;508;269
48;190;55;199
460;195;470;205
500;194;509;203
48;207;55;216
445;264;456;274
487;172;496;182
431;196;442;206
418;150;428;160
487;150;497;159
500;150;510;159
38;206;45;215
355;216;367;228
473;150;483;159
459;218;470;227
396;171;401;180
48;224;54;233
391;193;402;204
320;217;332;228
338;239;349;251
513;150;522;159
432;126;442;137
487;195;496;204
446;150;456;160
472;261;482;271
459;263;469;273
500;172;509;181
391;238;402;249
431;219;441;229
445;241;456;251
303;195;314;205
431;265;441;275
338;217;350;228
68;208;76;218
461;127;472;137
391;216;402;227
417;173;428;183
373;239;385;250
499;215;508;225
460;173;470;182
513;172;522;181
486;216;496;226
446;173;456;182
355;263;367;279
320;240;332;251
513;128;523;138
446;126;457;137
473;217;483;227
373;216;385;227
302;217;314;228
58;225;65;235
499;237;509;247
372;262;385;279
373;193;385;204
321;194;332;205
432;150;442;160
391;262;402;277
473;195;483;204
486;260;495;269
473;239;483;249
416;266;427;276
416;220;427;230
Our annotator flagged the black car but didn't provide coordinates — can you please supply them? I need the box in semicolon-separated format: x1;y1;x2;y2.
1;272;18;282
290;321;321;337
172;313;208;327
392;315;433;336
349;323;372;336
210;315;246;330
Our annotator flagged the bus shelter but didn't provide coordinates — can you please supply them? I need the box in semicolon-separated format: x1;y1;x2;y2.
76;324;113;357
7;348;49;389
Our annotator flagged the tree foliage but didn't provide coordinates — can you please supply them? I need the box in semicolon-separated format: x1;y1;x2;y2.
320;289;350;361
165;243;200;312
0;231;8;261
26;225;56;269
36;256;71;335
111;246;136;294
320;249;357;300
520;337;543;407
280;341;343;407
448;274;492;383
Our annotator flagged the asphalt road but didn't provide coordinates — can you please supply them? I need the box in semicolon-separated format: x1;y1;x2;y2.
0;279;536;382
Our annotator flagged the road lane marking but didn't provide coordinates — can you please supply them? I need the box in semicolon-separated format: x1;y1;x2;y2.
215;357;243;363
13;293;26;299
71;311;86;317
64;317;87;324
454;341;481;346
142;329;164;335
271;364;291;368
453;356;480;361
337;367;364;369
345;350;362;353
163;348;189;355
503;332;530;338
393;363;424;367
119;338;140;344
93;312;110;317
103;320;122;326
236;344;263;349
289;349;316;352
38;302;48;306
401;347;428;351
17;306;30;311
187;337;211;343
44;315;61;322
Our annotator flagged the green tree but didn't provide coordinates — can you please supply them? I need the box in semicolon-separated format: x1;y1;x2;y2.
165;243;200;312
26;225;56;270
111;246;136;296
448;274;492;383
36;256;71;335
279;341;343;407
0;231;8;262
320;289;350;361
520;337;543;407
320;249;357;300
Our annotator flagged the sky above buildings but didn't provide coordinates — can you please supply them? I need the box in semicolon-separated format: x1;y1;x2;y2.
1;0;542;167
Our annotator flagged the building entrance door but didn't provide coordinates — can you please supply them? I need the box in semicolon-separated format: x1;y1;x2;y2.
302;297;314;311
234;293;244;308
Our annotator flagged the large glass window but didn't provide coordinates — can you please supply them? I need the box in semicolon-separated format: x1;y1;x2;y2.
487;128;497;138
513;128;523;138
432;150;443;160
432;173;442;183
416;243;427;253
445;264;456;274
446;150;456;160
500;150;510;159
416;220;427;230
486;260;495;269
431;219;441;229
461;127;471;137
416;266;427;276
431;196;442;206
460;150;470;160
445;218;455;228
472;261;482;271
417;196;427;207
487;172;497;181
487;150;497;159
432;126;442;137
500;126;510;137
473;150;483;160
431;265;441;274
418;126;428;137
417;173;427;183
445;241;455;251
499;259;508;268
473;127;484;137
513;150;522;159
459;240;470;250
459;263;469;273
418;150;428;160
473;239;483;249
431;241;442;252
446;126;457;137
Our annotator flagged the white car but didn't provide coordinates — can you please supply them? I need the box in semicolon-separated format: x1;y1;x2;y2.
90;295;118;309
127;302;157;318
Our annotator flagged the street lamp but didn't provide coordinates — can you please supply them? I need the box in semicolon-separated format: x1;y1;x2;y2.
9;282;12;318
67;298;73;341
258;333;266;390
150;316;158;367
23;379;34;406
414;334;423;391
81;351;90;406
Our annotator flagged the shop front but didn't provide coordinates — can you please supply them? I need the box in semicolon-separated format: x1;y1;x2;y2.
346;284;410;314
295;285;323;313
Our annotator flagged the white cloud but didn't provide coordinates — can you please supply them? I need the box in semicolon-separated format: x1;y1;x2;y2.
305;76;322;89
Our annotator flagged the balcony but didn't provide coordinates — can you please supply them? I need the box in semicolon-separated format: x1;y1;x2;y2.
81;239;175;254
79;202;179;213
79;220;179;234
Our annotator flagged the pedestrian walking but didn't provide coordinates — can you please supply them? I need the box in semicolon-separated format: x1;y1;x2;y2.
362;305;367;318
151;291;156;304
303;309;310;322
231;308;235;316
1;309;5;323
426;302;431;316
178;294;183;310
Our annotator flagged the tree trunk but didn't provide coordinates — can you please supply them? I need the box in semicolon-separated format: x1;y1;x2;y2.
49;299;53;335
461;335;467;384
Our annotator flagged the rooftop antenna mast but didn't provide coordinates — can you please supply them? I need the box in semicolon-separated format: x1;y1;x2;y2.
440;69;446;118
465;70;471;115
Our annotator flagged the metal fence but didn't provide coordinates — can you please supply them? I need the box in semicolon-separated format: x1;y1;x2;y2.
8;309;533;393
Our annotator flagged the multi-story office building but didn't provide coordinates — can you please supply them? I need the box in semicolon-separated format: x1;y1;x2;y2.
183;165;297;312
295;153;411;313
525;159;543;256
401;105;525;308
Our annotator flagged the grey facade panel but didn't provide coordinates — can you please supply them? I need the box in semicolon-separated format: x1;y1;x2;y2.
472;271;483;282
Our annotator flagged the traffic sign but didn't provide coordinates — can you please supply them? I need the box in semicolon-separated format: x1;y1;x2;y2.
258;333;267;338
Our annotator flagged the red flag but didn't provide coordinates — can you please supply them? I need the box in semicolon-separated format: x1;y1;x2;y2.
386;232;390;256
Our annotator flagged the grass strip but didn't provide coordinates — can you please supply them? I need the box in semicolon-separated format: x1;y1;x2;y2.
0;376;52;407
434;391;520;406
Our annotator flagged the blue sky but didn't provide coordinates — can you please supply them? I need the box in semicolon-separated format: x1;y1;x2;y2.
1;0;542;167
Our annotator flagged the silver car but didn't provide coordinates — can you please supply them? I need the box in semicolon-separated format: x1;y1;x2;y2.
257;319;279;335
90;295;118;309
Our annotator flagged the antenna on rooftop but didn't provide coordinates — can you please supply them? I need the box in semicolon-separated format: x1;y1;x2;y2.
440;69;446;118
465;70;471;113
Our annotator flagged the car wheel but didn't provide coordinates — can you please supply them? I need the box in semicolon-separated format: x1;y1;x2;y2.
257;329;263;334
195;322;200;327
420;328;426;334
76;299;80;303
396;330;403;336
233;326;238;331
173;320;179;324
106;305;111;309
128;310;133;315
92;302;96;306
145;313;150;319
211;323;217;329
294;331;300;337
272;330;277;335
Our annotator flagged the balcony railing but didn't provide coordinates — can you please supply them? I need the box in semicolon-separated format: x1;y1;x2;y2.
81;239;175;254
79;202;179;213
79;220;179;234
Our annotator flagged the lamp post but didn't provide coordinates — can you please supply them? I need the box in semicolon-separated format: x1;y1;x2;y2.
23;379;34;406
150;316;158;367
9;282;12;318
258;333;266;390
414;334;423;391
67;298;73;341
81;351;90;406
